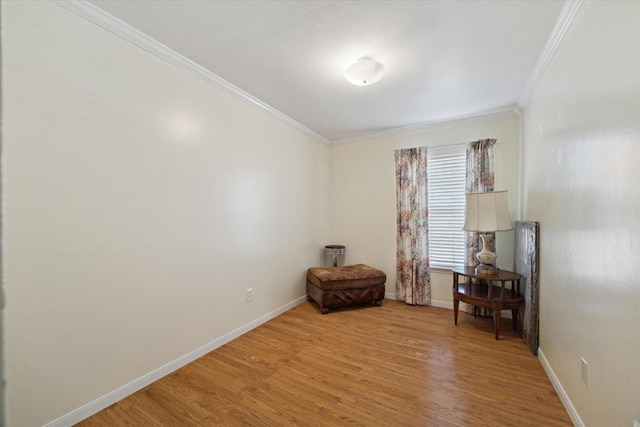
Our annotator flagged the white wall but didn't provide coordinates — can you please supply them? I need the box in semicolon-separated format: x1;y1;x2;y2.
521;1;640;426
328;116;520;306
2;2;329;426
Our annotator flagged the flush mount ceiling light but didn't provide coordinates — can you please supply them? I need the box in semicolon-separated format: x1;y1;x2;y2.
344;57;386;86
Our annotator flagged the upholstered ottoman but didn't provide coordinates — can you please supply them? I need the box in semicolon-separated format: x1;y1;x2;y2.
306;264;386;314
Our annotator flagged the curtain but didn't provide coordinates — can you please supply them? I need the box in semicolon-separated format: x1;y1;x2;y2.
465;138;496;264
394;147;430;305
464;138;496;315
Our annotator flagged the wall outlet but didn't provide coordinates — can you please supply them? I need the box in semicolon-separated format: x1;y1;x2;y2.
580;357;588;385
245;288;253;302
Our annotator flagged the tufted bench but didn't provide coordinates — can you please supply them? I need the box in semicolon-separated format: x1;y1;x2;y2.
306;264;386;314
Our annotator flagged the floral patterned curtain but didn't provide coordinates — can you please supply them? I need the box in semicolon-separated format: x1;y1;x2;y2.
394;147;430;305
465;138;496;315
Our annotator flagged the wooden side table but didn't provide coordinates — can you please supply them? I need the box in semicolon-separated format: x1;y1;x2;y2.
452;266;523;340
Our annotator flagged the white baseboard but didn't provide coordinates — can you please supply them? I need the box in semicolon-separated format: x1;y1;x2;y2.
385;291;397;300
430;299;453;309
45;296;308;427
385;292;453;310
538;348;584;427
46;294;533;426
385;295;458;312
388;294;509;316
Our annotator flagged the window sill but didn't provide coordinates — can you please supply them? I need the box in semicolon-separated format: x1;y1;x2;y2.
429;267;455;274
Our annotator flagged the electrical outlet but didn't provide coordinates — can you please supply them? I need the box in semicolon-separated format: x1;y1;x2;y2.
246;288;253;302
580;357;588;385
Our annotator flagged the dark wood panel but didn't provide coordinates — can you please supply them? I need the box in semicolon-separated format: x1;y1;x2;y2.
514;221;540;355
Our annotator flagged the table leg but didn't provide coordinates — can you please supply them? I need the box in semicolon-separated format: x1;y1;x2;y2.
512;309;519;330
453;298;459;325
493;310;501;340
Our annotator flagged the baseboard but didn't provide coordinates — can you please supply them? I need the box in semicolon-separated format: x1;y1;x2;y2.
430;299;453;309
386;294;520;321
385;294;456;312
538;348;584;427
45;295;308;427
46;294;529;426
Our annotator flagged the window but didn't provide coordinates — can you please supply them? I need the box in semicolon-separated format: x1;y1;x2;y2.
427;145;466;269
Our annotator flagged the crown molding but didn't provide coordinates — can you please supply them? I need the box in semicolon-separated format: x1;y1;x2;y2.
517;0;583;109
53;0;572;148
329;106;521;146
53;0;330;145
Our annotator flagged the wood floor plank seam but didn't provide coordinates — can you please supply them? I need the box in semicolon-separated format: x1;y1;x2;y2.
77;300;572;426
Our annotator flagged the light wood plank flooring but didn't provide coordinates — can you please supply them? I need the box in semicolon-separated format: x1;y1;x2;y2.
78;300;572;426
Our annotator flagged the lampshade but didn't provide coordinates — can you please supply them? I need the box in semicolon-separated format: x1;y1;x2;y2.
463;191;512;232
344;57;386;86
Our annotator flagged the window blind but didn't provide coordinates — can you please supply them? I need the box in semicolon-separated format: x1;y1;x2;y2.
427;146;466;269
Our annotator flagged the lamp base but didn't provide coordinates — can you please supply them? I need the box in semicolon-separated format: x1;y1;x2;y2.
475;233;497;275
475;263;498;275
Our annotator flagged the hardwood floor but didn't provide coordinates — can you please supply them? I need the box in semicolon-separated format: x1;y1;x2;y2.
77;300;572;426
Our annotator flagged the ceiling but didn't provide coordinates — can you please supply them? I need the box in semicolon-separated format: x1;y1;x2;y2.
87;0;566;143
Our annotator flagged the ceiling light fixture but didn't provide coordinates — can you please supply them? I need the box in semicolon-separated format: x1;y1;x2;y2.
344;57;386;86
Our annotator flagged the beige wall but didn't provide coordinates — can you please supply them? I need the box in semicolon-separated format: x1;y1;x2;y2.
521;1;640;426
328;116;521;306
2;2;328;426
6;1;639;426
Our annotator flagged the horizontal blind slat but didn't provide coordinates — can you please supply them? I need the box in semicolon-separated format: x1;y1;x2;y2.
427;146;466;269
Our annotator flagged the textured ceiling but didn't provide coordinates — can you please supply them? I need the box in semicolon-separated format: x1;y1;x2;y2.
88;0;565;142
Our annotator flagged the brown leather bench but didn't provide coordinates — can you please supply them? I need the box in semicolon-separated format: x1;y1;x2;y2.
306;264;386;314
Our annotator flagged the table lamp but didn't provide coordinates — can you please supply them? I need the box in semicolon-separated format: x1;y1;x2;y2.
463;191;512;274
